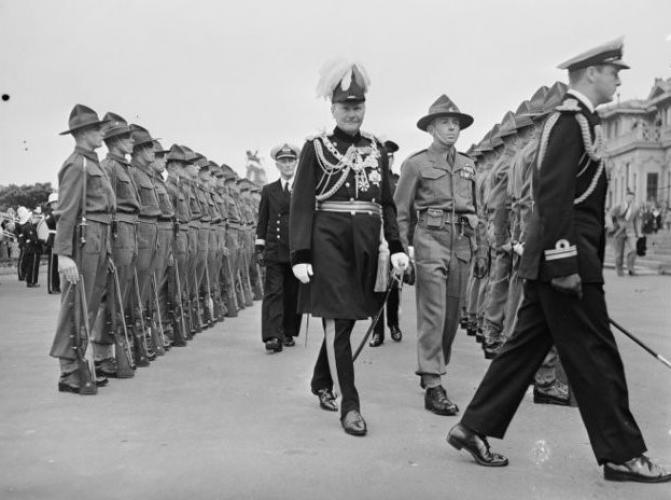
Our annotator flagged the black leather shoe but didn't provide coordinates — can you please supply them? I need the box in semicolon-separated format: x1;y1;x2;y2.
341;409;367;436
27;283;40;288
265;338;282;352
95;358;118;378
475;328;484;344
58;376;107;393
315;388;338;412
95;376;109;387
283;337;296;347
533;382;570;406
369;332;383;347
604;455;671;483
425;386;459;416
390;325;403;342
447;423;509;467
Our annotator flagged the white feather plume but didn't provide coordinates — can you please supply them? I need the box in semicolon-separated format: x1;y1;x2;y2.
316;58;371;100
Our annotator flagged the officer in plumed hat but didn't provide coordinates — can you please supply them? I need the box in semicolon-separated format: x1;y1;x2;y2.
290;59;409;436
256;143;302;352
448;38;671;483
50;104;115;394
394;95;486;416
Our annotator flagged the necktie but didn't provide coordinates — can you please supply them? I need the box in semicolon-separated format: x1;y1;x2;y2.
283;182;289;194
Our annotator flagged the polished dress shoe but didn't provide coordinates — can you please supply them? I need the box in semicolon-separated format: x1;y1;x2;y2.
283;337;296;347
533;381;570;406
316;388;338;412
390;325;402;342
265;337;282;353
475;328;484;344
604;455;671;483
369;332;384;347
425;386;459;416
447;423;509;467
341;409;367;436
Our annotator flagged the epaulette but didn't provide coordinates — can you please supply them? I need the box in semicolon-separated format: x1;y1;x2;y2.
406;149;427;161
458;151;474;160
555;98;581;113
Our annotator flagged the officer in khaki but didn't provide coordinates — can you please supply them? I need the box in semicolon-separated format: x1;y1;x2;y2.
50;104;115;393
395;95;486;415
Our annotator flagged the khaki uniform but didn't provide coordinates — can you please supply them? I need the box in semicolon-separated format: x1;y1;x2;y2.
481;147;516;345
395;144;482;378
50;147;115;370
154;173;175;340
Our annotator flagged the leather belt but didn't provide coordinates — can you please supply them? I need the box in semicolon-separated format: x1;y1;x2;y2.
417;208;471;228
86;212;112;224
114;212;138;224
138;215;158;223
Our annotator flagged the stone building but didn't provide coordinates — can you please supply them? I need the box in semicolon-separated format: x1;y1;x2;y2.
600;77;671;210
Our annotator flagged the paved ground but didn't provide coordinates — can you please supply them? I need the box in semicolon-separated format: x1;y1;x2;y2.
0;269;670;500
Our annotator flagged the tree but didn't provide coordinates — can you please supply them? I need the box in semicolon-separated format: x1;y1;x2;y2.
0;182;54;211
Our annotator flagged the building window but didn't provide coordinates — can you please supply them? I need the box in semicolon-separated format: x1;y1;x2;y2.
647;172;659;204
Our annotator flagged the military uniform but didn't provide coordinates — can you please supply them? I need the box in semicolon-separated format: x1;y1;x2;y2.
480;112;518;357
291;61;405;436
394;95;483;407
165;145;191;345
50;105;115;392
20;216;42;287
610;196;640;276
256;144;302;350
458;42;651;469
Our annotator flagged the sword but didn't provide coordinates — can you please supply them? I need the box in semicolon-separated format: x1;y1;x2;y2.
353;275;399;362
609;318;671;370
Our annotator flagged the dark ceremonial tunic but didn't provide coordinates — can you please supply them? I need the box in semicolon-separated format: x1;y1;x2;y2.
461;95;647;465
290;127;402;319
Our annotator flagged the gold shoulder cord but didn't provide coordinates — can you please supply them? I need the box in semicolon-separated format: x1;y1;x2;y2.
535;111;604;206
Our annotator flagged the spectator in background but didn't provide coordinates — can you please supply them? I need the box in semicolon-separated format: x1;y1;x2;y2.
609;190;640;276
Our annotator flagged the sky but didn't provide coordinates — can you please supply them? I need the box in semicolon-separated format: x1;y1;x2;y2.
1;0;671;188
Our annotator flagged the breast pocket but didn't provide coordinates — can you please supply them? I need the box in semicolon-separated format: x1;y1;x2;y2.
419;165;449;197
454;168;476;205
116;177;133;200
139;184;156;206
87;169;104;194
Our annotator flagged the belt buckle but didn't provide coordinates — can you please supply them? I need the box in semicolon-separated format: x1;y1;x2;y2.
426;208;443;229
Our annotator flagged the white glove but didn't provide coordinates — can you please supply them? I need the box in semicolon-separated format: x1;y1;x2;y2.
58;255;80;284
292;263;313;284
513;243;524;256
390;252;410;275
408;246;415;261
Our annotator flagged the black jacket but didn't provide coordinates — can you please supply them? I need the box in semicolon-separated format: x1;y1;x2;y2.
256;179;291;263
519;96;607;284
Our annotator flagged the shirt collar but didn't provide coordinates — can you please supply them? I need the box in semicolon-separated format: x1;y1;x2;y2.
75;146;99;163
281;177;294;190
567;89;595;114
107;152;130;166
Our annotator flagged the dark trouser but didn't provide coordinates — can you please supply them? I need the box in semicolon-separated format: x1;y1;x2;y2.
47;247;60;293
373;285;400;337
261;261;301;342
311;319;359;418
23;247;41;285
461;280;647;465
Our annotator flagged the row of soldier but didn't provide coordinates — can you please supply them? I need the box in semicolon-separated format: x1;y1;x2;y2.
458;81;572;405
50;106;263;393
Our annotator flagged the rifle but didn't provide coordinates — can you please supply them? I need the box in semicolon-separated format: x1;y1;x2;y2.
108;258;135;376
151;272;167;355
204;264;214;325
72;156;97;395
132;269;151;365
172;259;189;345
